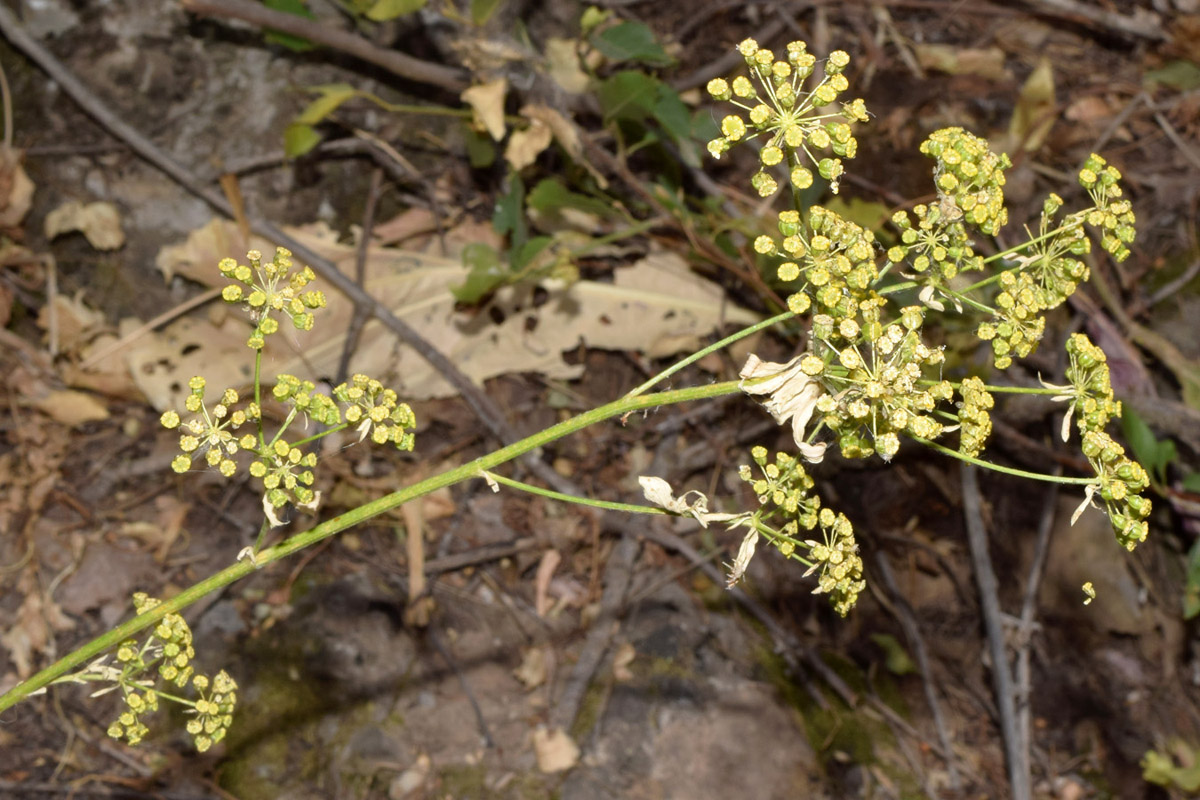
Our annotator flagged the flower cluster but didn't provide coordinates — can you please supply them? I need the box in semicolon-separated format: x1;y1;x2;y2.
887;202;983;311
219;247;327;348
920;127;1011;236
161;377;257;476
1078;153;1136;262
1061;333;1122;436
804;305;952;460
758;205;879;318
1044;333;1152;550
100;594;237;751
736;447;864;615
333;373;418;449
706;38;867;196
187;670;238;752
1080;430;1151;550
956;376;995;458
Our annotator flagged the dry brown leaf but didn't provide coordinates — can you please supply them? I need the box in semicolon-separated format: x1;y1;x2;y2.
532;726;579;773
44;200;125;250
522;104;608;188
1007;58;1056;153
131;221;759;409
913;44;1010;81
513;646;549;690
461;78;508;141
545;37;589;94
505;113;553;170
0;571;76;677
32;389;109;426
612;641;635;681
0;146;34;229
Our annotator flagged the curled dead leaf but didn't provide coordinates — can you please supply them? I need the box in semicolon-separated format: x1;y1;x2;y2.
0;146;34;229
461;78;508;141
45;200;125;250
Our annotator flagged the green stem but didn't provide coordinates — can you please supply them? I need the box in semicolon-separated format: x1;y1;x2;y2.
913;436;1095;484
0;380;742;715
623;311;795;399
481;471;670;516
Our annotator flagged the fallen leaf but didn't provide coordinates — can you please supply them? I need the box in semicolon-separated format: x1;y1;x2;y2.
913;44;1009;81
462;78;508;141
505;113;553;170
33;389;109;426
545;37;589;94
513;646;548;689
388;753;431;799
612;641;635;681
131;221;760;408
1007;58;1056;153
0;146;34;229
532;726;579;773
44;200;125;250
1;571;75;677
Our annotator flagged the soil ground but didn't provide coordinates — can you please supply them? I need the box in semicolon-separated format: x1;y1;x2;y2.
2;1;1200;799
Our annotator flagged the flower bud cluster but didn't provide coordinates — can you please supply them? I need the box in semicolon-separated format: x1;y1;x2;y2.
1080;430;1151;550
737;447;863;615
920;127;1011;236
758;205;879;320
1063;333;1121;435
806;306;952;460
219;248;327;349
1078;154;1136;263
187;670;238;752
161;377;258;476
104;594;237;751
975;270;1048;369
334;373;418;449
956;376;995;458
706;39;867;196
887;202;983;310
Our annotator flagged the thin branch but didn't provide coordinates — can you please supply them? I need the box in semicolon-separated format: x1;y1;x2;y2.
873;550;962;793
960;464;1030;800
179;0;469;93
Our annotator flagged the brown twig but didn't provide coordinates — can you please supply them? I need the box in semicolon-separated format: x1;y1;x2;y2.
1014;475;1060;797
873;550;962;793
551;532;639;732
335;166;382;384
0;3;577;497
1022;0;1165;41
960;464;1030;800
179;0;469;93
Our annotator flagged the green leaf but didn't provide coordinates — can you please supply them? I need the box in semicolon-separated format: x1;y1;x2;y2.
510;235;552;270
1144;60;1200;91
596;70;659;123
1185;539;1200;620
1183;472;1200;493
869;633;916;676
1121;408;1176;486
283;123;323;158
470;0;503;25
452;243;507;303
492;173;527;250
592;21;673;67
579;7;610;36
295;83;362;125
527;178;615;221
365;0;425;21
463;123;496;168
263;0;316;52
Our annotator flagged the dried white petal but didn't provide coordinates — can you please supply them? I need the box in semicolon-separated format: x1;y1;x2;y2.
726;530;759;588
739;354;825;461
